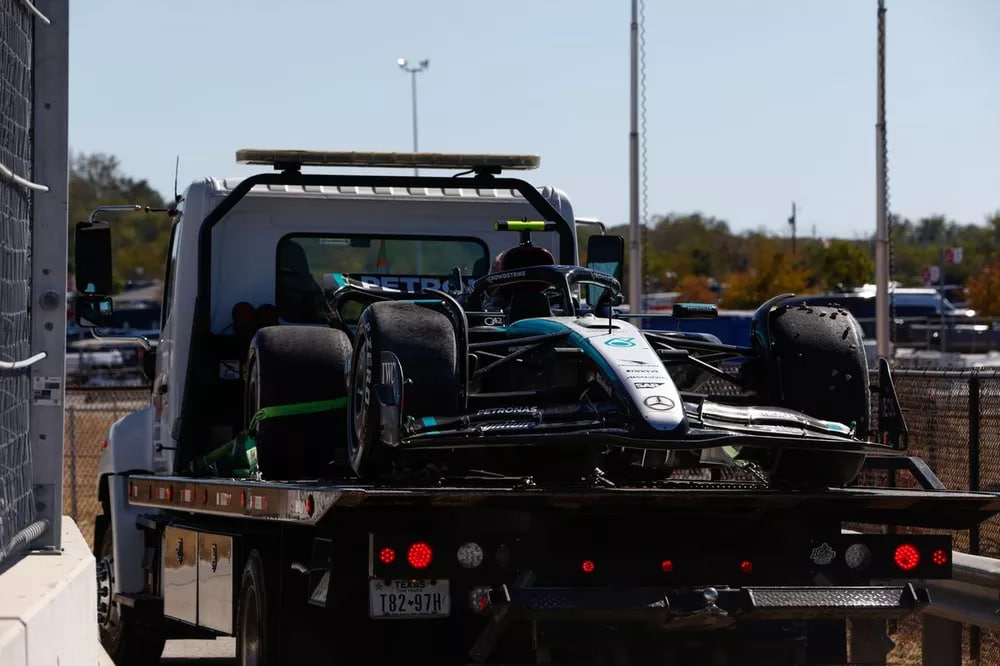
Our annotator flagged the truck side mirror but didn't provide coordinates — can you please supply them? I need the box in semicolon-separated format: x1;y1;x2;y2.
585;234;625;304
75;295;114;328
74;221;113;296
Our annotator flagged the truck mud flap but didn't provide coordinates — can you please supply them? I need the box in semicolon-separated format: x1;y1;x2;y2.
485;583;928;624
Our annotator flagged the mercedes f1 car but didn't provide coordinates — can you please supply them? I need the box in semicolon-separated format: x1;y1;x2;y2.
244;222;907;489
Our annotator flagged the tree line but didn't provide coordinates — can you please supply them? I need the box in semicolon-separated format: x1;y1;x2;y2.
69;152;1000;314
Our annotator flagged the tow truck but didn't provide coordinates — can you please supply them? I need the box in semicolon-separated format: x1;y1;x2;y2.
77;149;1000;666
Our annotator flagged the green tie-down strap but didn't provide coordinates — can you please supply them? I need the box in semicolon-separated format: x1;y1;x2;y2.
248;397;348;430
193;397;348;477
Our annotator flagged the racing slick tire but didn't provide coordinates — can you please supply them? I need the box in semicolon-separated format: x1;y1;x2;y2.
347;301;460;479
245;325;352;480
751;302;870;488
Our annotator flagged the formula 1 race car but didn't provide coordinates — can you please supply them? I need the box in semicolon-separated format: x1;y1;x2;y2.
243;223;907;490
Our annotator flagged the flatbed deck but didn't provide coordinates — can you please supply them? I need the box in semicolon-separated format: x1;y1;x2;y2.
126;474;1000;529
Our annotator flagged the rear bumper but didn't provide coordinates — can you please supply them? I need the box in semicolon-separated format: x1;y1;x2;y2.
485;583;929;625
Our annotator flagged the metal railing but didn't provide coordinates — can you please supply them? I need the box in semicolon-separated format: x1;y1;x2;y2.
916;551;1000;666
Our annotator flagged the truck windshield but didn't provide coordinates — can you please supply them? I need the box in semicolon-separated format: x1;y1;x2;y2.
276;234;490;323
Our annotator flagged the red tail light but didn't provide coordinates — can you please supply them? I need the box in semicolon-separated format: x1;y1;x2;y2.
739;560;753;574
894;544;920;571
305;494;315;517
407;542;433;569
661;559;674;573
379;547;396;564
581;559;596;573
932;549;949;566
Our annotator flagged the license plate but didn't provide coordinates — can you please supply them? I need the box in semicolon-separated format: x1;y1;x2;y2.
368;579;450;618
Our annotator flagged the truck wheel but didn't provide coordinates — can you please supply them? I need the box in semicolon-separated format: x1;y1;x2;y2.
97;524;165;666
750;303;870;488
236;549;275;666
245;326;352;480
347;302;460;479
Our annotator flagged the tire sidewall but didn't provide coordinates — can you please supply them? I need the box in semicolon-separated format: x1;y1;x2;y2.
347;314;380;476
236;550;270;666
98;526;124;655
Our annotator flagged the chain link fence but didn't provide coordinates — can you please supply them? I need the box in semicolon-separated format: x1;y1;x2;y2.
0;0;36;562
62;388;148;550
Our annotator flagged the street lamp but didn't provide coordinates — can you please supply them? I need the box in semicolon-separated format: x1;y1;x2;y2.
397;57;429;175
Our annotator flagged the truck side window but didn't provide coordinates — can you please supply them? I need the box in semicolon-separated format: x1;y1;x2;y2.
161;222;181;327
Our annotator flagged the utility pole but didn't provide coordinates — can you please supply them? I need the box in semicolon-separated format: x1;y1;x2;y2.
875;0;891;359
628;0;642;312
788;202;797;254
397;58;429;176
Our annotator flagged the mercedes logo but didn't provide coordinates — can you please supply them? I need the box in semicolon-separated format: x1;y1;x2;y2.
643;395;675;411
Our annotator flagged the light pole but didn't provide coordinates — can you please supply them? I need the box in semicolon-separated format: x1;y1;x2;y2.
397;58;429;175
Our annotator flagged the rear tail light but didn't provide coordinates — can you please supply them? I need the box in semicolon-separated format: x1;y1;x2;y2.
407;542;433;569
932;549;949;566
457;542;484;569
661;559;674;573
845;543;872;570
304;494;315;517
893;544;920;571
739;560;753;574
581;559;596;573
379;547;396;564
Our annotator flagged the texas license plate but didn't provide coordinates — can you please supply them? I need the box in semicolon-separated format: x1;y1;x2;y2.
368;579;451;618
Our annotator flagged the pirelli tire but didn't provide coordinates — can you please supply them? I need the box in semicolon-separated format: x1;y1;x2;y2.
347;301;460;479
756;303;870;489
245;325;352;480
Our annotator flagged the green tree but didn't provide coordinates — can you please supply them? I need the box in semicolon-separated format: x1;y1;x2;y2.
807;240;874;292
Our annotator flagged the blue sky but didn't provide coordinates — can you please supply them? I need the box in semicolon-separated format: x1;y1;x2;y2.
69;1;999;238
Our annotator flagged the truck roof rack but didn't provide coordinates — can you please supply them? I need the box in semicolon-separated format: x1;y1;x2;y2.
235;149;540;175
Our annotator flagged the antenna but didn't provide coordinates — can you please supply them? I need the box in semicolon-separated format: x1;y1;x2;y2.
173;155;180;203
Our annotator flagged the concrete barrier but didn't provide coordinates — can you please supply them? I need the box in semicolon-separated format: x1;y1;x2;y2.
0;517;97;666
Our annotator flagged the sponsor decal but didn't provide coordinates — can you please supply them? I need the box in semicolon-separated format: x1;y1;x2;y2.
323;273;477;292
480;421;537;432
475;406;538;416
810;543;837;566
604;337;636;348
623;368;664;375
482;316;505;326
486;270;527;282
381;361;395;385
643;395;675;411
633;382;664;389
620;359;652;365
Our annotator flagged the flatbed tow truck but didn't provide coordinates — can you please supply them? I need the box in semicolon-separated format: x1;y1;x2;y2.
77;150;1000;666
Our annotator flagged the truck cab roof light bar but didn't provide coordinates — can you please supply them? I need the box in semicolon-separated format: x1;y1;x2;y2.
235;149;540;174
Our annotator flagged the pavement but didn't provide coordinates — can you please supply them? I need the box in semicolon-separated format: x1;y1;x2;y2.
98;637;235;665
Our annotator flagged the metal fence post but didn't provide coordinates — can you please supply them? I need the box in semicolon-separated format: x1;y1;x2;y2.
922;615;962;666
68;405;77;520
969;374;981;661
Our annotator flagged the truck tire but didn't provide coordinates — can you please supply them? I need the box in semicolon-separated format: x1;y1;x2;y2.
750;303;869;488
245;326;352;480
97;524;165;666
347;302;460;479
236;549;276;666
